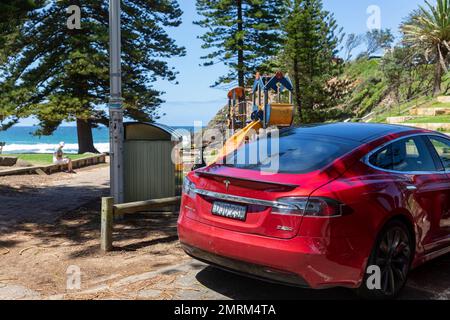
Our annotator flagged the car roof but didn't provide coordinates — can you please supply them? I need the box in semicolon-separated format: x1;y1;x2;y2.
288;123;422;143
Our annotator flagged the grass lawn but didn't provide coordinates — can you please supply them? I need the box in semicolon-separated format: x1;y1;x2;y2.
6;154;92;165
370;96;434;123
405;115;450;123
430;102;450;108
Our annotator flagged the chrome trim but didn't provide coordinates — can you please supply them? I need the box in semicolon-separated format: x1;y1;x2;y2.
193;188;299;210
362;133;450;175
191;188;344;218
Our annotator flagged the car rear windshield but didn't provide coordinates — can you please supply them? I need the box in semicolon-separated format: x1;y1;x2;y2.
224;129;360;174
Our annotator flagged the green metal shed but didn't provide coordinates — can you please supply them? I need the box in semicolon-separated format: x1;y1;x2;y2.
123;122;183;203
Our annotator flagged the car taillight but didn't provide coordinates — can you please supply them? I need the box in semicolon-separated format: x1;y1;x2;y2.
182;176;196;199
273;197;347;217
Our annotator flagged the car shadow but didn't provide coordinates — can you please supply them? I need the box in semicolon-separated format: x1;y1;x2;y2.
194;253;450;300
195;266;355;300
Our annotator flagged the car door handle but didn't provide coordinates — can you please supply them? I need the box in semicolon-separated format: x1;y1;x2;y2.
406;185;417;191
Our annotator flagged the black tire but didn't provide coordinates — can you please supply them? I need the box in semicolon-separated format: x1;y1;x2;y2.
356;220;413;299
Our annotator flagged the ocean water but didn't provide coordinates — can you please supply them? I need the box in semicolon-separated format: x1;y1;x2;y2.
0;126;109;154
0;125;196;154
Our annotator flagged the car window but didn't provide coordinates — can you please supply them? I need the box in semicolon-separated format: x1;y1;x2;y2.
369;136;437;172
369;145;392;170
429;136;450;171
225;130;360;174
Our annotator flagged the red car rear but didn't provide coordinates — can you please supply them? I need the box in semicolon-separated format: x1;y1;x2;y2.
177;123;450;299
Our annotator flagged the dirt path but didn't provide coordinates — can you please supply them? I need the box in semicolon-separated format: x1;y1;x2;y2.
0;165;187;299
0;164;110;226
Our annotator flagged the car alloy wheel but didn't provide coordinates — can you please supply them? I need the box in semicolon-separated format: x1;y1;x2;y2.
358;221;413;299
376;225;412;296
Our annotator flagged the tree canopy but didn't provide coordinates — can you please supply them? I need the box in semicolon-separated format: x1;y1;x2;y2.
284;0;344;123
402;0;450;96
0;0;185;152
195;0;286;88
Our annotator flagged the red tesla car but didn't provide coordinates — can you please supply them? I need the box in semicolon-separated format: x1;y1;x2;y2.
177;123;450;298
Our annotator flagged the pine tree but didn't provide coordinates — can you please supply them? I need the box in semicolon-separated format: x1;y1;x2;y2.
195;0;286;88
0;0;41;64
0;0;38;34
0;1;185;153
0;1;42;130
284;0;344;123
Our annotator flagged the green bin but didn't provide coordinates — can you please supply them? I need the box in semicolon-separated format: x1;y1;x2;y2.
124;122;183;203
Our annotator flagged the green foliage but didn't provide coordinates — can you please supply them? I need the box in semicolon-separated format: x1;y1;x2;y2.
0;1;42;94
405;115;450;123
345;58;382;79
431;101;450;107
7;153;90;165
402;0;450;95
339;39;438;120
284;0;345;123
343;64;388;118
381;46;433;102
364;29;394;56
0;0;38;36
0;1;185;151
195;0;286;87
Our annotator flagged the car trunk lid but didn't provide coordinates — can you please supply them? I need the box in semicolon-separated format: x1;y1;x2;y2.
186;165;339;239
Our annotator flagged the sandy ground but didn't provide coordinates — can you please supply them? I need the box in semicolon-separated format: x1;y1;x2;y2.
0;163;110;224
1;164;450;300
0;165;188;299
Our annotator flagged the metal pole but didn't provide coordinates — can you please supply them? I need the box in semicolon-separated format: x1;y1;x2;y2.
109;0;124;204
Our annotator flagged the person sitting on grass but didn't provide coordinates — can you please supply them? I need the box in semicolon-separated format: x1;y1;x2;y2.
53;142;75;173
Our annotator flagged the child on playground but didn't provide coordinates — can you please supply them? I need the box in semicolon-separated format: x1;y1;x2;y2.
53;142;75;173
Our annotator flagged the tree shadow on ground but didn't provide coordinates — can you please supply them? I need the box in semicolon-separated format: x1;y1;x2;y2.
0;185;40;196
0;181;180;260
65;212;180;259
0;239;20;248
115;234;179;252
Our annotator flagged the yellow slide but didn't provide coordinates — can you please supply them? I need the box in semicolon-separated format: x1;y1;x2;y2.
208;120;263;165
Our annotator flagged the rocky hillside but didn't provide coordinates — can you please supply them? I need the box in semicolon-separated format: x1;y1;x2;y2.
205;104;228;133
204;57;450;133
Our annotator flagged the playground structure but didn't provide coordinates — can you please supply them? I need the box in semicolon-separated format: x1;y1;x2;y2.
226;86;248;131
208;72;295;165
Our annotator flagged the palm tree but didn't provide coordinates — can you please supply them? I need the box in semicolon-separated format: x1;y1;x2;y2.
402;0;450;96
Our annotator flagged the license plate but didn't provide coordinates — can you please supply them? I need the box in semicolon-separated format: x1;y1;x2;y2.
212;202;247;221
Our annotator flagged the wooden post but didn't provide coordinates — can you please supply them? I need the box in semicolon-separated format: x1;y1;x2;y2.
101;197;114;252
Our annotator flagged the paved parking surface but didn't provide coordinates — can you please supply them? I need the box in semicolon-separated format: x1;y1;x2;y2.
2;249;449;300
43;253;450;300
155;254;450;300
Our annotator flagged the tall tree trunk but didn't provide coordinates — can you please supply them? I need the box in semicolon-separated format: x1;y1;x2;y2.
395;83;400;104
433;59;442;97
293;58;303;123
237;0;244;88
433;45;449;97
76;118;99;154
236;0;245;122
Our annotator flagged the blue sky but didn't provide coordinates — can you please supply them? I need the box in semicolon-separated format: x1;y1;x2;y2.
18;0;427;127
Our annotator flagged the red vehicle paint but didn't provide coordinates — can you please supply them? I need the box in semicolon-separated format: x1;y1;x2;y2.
177;123;450;298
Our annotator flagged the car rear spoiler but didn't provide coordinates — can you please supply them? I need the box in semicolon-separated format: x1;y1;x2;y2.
195;171;299;190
